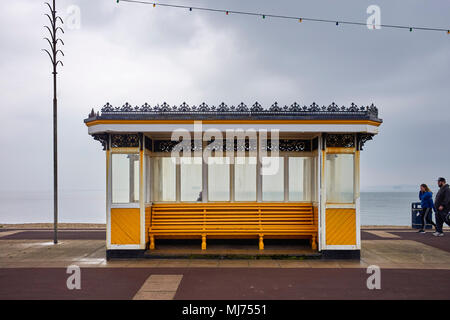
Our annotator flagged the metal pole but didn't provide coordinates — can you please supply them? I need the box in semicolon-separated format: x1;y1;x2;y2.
52;0;58;244
43;0;64;244
53;7;58;244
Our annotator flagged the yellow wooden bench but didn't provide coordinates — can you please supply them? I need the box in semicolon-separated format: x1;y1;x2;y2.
148;203;318;251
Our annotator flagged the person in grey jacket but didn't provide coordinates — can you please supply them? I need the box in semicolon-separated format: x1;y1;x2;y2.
434;177;450;236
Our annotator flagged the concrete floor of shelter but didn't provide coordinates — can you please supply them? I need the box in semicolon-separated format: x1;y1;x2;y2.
145;239;319;258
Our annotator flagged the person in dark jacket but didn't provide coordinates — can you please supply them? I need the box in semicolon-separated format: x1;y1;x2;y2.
418;184;436;233
434;177;450;237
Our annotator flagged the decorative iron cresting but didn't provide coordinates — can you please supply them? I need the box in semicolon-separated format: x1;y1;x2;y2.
111;134;140;148
325;134;355;148
90;101;379;119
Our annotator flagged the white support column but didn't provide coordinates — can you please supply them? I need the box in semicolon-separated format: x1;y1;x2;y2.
139;146;145;249
257;161;262;202
316;137;322;250
319;134;327;251
230;158;235;202
354;149;361;249
106;145;111;250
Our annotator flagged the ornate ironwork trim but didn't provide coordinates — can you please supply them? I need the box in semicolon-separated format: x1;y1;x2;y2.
154;140;203;152
93;133;109;151
325;134;355;148
206;138;258;152
111;134;140;148
357;133;374;150
267;139;312;152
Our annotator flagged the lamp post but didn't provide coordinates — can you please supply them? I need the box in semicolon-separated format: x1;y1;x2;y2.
43;0;64;244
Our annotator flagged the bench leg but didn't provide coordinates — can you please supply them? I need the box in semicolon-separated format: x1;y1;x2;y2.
201;235;206;250
150;235;155;250
311;235;317;251
259;235;264;250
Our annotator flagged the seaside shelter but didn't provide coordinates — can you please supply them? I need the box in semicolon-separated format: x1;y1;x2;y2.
84;101;382;259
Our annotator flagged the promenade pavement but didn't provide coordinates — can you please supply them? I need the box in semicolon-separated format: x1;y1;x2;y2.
0;227;449;299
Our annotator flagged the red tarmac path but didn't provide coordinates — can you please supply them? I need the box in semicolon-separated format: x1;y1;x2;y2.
1;267;449;300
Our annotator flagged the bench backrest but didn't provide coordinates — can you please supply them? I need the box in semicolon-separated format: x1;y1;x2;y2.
150;203;315;230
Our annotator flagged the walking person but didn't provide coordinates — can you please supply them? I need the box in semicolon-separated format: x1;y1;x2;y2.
434;177;450;237
418;184;436;233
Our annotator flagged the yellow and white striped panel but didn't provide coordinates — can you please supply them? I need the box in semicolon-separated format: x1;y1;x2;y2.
111;208;141;245
325;208;356;246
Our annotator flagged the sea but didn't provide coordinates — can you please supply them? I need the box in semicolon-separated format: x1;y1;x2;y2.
0;191;419;226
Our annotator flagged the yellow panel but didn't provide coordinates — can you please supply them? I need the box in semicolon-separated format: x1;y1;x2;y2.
111;208;140;245
326;147;355;154
326;208;356;245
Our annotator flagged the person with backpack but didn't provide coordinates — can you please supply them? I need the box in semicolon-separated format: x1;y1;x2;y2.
418;183;436;233
434;177;450;237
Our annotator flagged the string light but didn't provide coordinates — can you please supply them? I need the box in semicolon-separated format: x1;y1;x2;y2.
116;0;450;34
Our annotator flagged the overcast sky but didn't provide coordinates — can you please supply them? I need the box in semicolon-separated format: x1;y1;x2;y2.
0;0;449;222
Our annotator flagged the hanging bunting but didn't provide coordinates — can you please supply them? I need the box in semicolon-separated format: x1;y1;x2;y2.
115;0;450;35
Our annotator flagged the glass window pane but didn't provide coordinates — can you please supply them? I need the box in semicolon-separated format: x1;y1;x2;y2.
326;154;354;203
235;157;257;201
208;158;230;201
262;157;284;201
289;157;305;201
180;157;203;202
153;157;176;202
310;157;317;202
111;153;139;203
145;155;151;203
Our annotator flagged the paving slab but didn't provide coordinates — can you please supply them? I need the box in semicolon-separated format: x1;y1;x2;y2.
364;230;401;239
362;240;450;266
133;274;183;300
